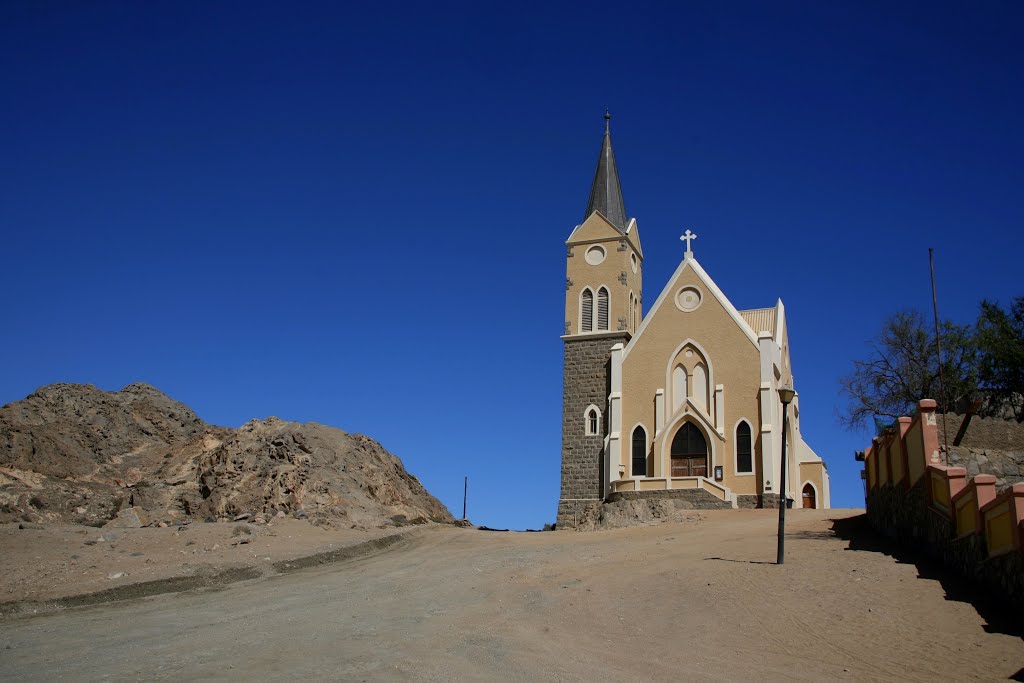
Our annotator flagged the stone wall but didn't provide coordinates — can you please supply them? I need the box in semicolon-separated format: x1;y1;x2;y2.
566;489;729;530
737;493;781;509
937;413;1024;491
939;412;1024;452
947;446;1024;491
557;334;629;528
862;400;1024;610
867;480;1024;609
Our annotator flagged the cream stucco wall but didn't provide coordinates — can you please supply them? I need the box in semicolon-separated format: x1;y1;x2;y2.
564;213;643;337
618;261;764;495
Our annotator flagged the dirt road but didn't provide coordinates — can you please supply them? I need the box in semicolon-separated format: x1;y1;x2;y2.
1;509;1021;681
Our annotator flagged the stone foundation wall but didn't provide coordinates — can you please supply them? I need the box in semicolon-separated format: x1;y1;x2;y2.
608;489;733;508
563;489;730;530
557;334;629;528
736;493;781;509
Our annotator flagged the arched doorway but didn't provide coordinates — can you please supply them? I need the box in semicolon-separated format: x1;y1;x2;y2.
670;423;707;477
802;483;817;509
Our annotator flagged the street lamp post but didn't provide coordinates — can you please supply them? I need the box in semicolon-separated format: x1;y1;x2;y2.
777;384;796;565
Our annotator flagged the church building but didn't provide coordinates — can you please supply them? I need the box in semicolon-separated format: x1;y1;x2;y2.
557;115;830;528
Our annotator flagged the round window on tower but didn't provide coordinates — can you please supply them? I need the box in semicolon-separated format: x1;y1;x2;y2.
675;286;702;312
585;245;606;265
630;252;638;273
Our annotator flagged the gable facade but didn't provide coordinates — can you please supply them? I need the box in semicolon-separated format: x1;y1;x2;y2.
557;118;830;527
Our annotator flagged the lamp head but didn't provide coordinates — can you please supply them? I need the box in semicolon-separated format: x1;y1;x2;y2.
778;385;796;405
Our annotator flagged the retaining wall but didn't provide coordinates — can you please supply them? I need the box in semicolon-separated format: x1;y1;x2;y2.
862;400;1024;608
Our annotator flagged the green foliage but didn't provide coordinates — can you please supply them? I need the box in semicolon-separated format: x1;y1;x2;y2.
839;310;978;429
975;297;1024;421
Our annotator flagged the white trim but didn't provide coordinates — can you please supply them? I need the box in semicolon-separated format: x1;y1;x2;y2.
596;285;611;331
774;298;786;344
663;338;716;425
623;256;759;360
579;286;594;334
660;414;719;482
629;422;649;478
561;330;629;342
583;404;602;436
733;417;755;476
623;217;643;258
654;389;665;438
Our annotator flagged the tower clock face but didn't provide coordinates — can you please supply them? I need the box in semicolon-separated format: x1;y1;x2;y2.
585;245;606;265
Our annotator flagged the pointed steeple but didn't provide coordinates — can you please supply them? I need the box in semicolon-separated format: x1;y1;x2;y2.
584;111;628;231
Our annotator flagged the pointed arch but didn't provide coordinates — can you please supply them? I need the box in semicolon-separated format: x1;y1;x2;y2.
584;404;602;436
734;419;753;474
692;363;708;414
597;287;609;331
669;422;708;477
631;424;647;477
802;482;818;509
671;365;687;412
663;338;715;420
580;288;594;333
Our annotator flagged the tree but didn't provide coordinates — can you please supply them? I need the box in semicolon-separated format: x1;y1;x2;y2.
839;310;978;430
975;297;1024;422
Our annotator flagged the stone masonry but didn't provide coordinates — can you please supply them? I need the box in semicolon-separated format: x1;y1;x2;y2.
557;333;629;528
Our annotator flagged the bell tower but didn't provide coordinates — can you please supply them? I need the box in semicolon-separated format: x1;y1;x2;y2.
557;113;643;527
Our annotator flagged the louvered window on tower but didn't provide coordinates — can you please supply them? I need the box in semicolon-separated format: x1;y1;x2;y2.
581;289;594;332
597;288;609;330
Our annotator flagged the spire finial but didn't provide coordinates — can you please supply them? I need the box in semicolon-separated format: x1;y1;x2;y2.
583;112;627;230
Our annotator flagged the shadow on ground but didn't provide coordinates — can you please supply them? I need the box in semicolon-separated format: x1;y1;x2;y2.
828;514;1023;643
704;557;776;565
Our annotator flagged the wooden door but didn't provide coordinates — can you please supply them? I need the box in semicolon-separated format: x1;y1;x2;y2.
802;484;816;509
670;423;708;477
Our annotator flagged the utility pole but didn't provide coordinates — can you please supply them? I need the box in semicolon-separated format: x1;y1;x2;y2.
462;476;467;521
929;248;950;465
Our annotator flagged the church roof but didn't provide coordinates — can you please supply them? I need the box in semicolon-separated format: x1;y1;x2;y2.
739;308;777;338
583;112;628;232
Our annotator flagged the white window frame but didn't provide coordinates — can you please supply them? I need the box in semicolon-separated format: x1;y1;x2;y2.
584;404;602;436
734;418;755;476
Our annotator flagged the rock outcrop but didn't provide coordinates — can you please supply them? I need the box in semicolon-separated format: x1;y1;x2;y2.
0;383;454;528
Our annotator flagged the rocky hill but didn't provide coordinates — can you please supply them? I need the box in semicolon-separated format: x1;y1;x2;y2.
0;383;453;528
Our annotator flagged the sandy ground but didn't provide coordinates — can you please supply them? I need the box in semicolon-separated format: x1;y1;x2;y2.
0;517;403;605
1;509;1021;681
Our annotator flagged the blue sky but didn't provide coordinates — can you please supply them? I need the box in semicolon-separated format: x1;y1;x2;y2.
2;2;1022;528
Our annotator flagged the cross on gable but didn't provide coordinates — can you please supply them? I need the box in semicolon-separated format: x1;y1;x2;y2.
680;229;698;252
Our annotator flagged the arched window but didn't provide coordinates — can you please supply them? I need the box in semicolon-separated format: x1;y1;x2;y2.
585;408;600;435
692;363;708;413
670;422;708;477
597;287;609;331
631;426;647;476
736;421;752;474
580;289;593;332
671;365;687;412
628;293;634;332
